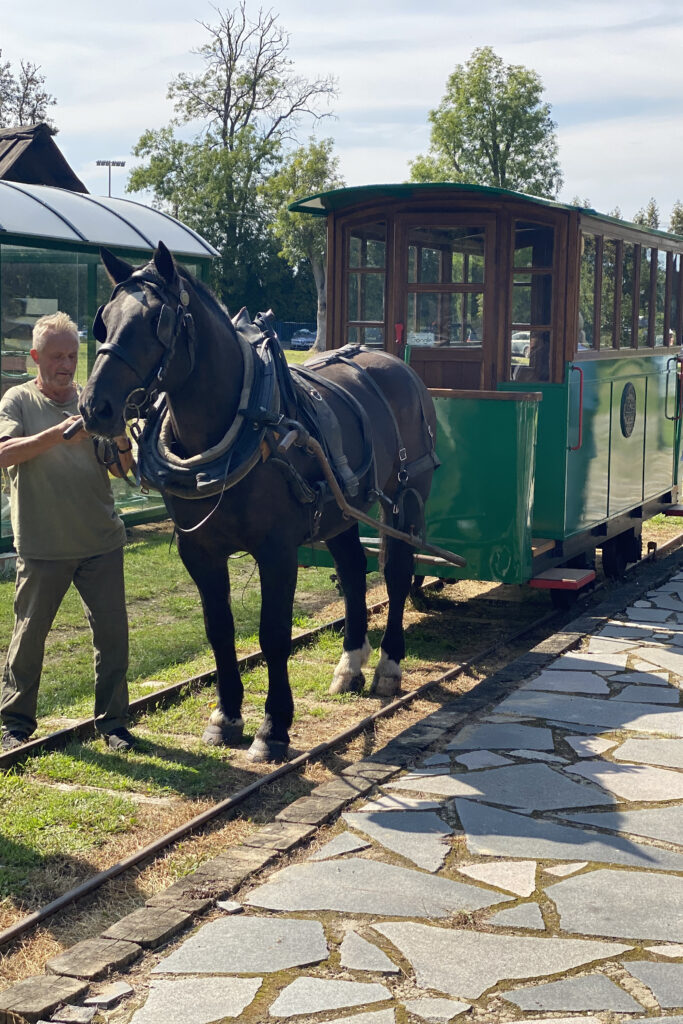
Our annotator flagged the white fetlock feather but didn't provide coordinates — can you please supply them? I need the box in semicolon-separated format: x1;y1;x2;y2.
329;638;370;695
370;649;402;696
208;708;244;729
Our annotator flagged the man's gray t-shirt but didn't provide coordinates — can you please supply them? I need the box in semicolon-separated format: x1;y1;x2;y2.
0;380;126;559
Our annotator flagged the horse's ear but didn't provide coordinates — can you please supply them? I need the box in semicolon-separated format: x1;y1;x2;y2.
153;241;177;284
100;247;133;285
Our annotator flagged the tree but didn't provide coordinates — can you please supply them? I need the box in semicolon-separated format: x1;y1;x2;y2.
0;50;56;130
409;46;562;199
261;138;344;351
633;197;660;229
128;3;336;312
669;200;683;236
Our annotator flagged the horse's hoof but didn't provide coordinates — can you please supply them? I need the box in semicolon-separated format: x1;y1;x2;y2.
247;738;290;763
202;712;244;746
329;638;371;694
369;651;402;697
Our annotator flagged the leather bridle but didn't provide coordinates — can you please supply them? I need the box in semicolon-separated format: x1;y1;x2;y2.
92;268;196;414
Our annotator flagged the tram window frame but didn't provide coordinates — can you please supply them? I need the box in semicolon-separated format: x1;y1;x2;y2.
404;223;487;348
509;220;555;382
344;220;387;348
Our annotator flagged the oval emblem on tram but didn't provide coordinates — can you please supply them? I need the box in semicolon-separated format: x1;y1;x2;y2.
620;382;637;438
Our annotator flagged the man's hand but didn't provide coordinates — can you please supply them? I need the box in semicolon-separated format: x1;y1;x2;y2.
109;435;136;478
61;415;88;445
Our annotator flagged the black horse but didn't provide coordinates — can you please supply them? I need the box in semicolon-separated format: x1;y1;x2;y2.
79;243;439;762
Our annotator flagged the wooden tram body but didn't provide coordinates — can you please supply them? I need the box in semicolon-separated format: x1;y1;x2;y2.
291;184;683;594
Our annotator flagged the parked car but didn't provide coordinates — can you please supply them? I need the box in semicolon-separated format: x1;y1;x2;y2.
290;329;316;350
511;331;530;359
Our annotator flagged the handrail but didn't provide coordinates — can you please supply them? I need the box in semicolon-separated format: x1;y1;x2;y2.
664;356;681;421
569;364;584;451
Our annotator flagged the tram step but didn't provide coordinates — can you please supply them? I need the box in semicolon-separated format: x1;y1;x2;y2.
664;504;683;516
529;568;596;591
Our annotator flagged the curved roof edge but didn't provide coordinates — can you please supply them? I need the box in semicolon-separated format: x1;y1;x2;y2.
289;182;683;245
0;181;219;258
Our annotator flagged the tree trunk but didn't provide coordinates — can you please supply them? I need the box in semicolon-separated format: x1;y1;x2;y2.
310;255;327;353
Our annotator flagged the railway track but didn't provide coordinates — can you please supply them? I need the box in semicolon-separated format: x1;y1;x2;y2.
2;531;683;963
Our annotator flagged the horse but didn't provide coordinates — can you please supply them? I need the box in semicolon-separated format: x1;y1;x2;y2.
79;242;440;762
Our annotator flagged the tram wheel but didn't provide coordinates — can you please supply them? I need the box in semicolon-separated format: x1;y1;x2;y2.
602;528;641;579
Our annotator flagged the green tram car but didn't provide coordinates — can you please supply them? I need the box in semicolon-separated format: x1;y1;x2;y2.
291;184;683;601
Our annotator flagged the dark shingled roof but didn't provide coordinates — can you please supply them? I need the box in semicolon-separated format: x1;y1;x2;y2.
0;123;87;193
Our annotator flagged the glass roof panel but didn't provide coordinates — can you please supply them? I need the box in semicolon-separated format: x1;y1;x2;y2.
0;182;82;240
0;183;218;257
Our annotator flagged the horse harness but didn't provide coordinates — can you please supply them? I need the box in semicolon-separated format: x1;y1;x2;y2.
95;266;439;540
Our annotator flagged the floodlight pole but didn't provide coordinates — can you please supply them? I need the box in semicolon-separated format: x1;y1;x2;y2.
96;159;126;197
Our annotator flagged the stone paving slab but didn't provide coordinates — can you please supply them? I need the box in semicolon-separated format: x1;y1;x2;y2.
403;997;471;1021
612;736;683;769
622;961;683;1008
321;1013;395;1024
373;923;630;999
245;857;510;917
339;932;399;973
386;762;615;810
565;759;683;801
309;832;371;860
456;800;683;869
488;902;545;930
559;805;683;846
151;916;327;974
343;810;453;871
495;691;683;735
268;977;391;1018
616;684;680;703
457;859;537;896
127;977;262;1024
546;868;683;939
502;974;643;1011
445;723;555;750
518;671;610;694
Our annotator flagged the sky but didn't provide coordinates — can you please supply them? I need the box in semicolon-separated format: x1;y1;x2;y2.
3;0;683;225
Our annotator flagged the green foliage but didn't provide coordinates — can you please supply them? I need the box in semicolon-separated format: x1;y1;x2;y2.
261;138;344;346
669;200;683;236
0;49;56;130
127;3;336;316
409;46;562;198
633;197;660;228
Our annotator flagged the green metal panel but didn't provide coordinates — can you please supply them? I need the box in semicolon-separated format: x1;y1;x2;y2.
501;356;679;544
423;395;538;583
499;381;569;536
299;393;539;584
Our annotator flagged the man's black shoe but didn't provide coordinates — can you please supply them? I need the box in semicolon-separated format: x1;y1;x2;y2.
2;730;29;752
105;727;137;752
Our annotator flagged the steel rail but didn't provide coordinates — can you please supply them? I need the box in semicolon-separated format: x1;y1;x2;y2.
1;532;681;951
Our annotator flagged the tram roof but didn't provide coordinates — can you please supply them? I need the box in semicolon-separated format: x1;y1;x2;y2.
289;182;683;245
0;181;219;258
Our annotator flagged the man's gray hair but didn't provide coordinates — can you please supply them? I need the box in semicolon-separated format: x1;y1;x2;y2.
32;312;79;352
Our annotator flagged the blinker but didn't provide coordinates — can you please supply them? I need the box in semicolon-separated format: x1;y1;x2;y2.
157;304;176;348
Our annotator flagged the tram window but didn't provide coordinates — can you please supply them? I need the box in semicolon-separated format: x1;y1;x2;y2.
639;248;652;346
655;250;667;344
405;225;485;348
346;221;386;348
407;292;483;346
669;254;681;344
601;240;617;348
349;226;385;269
621;242;635;347
513;222;553;268
512;274;552;325
579;234;597;349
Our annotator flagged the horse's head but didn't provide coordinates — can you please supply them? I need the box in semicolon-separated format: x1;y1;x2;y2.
80;242;196;437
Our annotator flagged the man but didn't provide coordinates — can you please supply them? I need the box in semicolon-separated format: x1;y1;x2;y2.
0;312;136;752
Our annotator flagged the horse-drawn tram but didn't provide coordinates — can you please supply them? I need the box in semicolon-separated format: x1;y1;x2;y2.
291;183;683;601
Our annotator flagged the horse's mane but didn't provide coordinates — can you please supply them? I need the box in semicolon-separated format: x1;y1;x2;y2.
177;262;235;333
